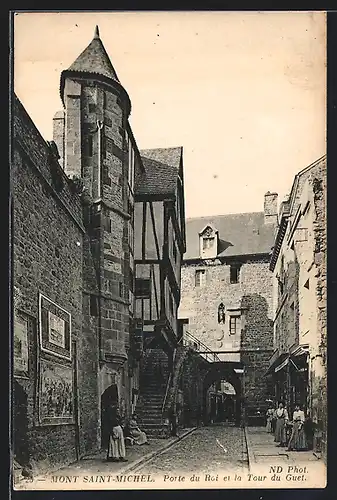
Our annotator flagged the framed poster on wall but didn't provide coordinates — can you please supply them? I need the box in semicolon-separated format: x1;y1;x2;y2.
38;357;74;425
39;293;72;360
13;312;29;379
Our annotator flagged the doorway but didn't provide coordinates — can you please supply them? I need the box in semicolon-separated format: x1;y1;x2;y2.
100;383;119;448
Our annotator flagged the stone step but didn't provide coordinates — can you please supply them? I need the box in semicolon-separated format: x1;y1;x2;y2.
140;422;167;429
139;402;163;406
138;402;163;408
139;401;163;406
140;396;165;401
137;410;162;416
140;394;165;399
139;418;163;424
137;411;162;417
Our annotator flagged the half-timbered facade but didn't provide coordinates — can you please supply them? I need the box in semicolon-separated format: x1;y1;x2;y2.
134;148;186;349
133;148;186;435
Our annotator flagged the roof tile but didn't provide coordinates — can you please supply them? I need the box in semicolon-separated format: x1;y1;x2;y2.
66;30;119;82
185;212;276;259
140;147;182;170
135;156;178;197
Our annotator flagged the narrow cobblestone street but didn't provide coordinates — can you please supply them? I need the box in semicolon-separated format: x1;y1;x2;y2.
135;424;248;476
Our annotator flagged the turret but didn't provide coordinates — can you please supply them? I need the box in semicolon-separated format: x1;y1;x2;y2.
54;26;134;376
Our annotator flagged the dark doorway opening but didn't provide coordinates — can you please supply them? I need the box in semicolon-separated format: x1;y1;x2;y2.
202;364;242;427
101;383;119;449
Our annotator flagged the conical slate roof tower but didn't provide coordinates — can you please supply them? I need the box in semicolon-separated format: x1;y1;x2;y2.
60;26;130;115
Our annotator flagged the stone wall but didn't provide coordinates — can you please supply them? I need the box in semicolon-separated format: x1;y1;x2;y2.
179;257;274;410
12;95;86;471
311;160;327;460
270;156;327;458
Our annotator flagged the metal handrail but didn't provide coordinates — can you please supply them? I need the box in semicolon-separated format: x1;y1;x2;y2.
161;372;172;418
183;330;222;363
161;331;221;420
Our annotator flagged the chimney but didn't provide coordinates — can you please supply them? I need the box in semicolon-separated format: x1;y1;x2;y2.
264;191;278;224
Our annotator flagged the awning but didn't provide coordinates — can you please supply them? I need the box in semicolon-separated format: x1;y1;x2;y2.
291;345;309;357
264;351;288;376
275;357;289;373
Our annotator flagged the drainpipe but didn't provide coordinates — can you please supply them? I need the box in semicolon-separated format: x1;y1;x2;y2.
97;120;103;200
96;119;104;448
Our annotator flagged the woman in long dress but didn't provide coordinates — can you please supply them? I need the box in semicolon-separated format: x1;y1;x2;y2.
106;404;127;462
128;414;149;445
266;406;275;433
287;405;308;451
274;402;289;447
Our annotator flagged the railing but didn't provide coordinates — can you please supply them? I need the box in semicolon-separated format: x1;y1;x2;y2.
183;330;222;363
161;372;172;419
161;331;221;421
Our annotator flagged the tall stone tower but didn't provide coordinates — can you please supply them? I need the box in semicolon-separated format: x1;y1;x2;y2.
53;26;134;430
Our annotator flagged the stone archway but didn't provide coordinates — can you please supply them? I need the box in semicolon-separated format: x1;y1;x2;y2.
100;383;119;448
202;363;243;426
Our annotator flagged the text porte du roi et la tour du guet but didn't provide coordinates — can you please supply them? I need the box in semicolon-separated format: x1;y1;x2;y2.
50;465;309;485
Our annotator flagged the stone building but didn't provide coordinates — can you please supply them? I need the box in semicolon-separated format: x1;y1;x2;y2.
179;193;278;423
267;155;327;460
12;26;186;473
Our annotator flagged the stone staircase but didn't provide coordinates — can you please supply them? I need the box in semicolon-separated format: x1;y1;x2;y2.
136;349;171;438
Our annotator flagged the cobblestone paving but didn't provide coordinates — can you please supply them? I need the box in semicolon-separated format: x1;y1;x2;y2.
136;424;248;476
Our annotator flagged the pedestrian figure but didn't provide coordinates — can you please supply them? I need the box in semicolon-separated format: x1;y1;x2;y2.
265;405;275;433
106;404;127;462
127;414;149;445
274;401;289;447
168;405;178;437
303;415;315;451
287;405;308;451
271;406;277;434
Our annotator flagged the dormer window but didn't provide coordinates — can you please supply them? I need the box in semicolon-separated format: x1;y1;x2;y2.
199;224;218;259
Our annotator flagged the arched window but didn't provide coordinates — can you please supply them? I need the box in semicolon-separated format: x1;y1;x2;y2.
218;303;225;324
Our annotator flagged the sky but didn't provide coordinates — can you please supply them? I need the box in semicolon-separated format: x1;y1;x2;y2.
13;11;326;219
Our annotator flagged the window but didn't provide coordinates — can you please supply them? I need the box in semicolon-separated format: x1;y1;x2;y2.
304;279;310;290
85;135;93;157
195;269;206;287
102;165;111;186
230;264;240;284
104;116;112;128
135;278;151;298
203;237;214;250
119;282;124;298
89;103;96;113
218;303;225;324
104;216;112;233
90;295;99;316
127;136;135;192
229;316;240;335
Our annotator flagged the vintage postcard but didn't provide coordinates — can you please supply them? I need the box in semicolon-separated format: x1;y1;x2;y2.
10;10;327;490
